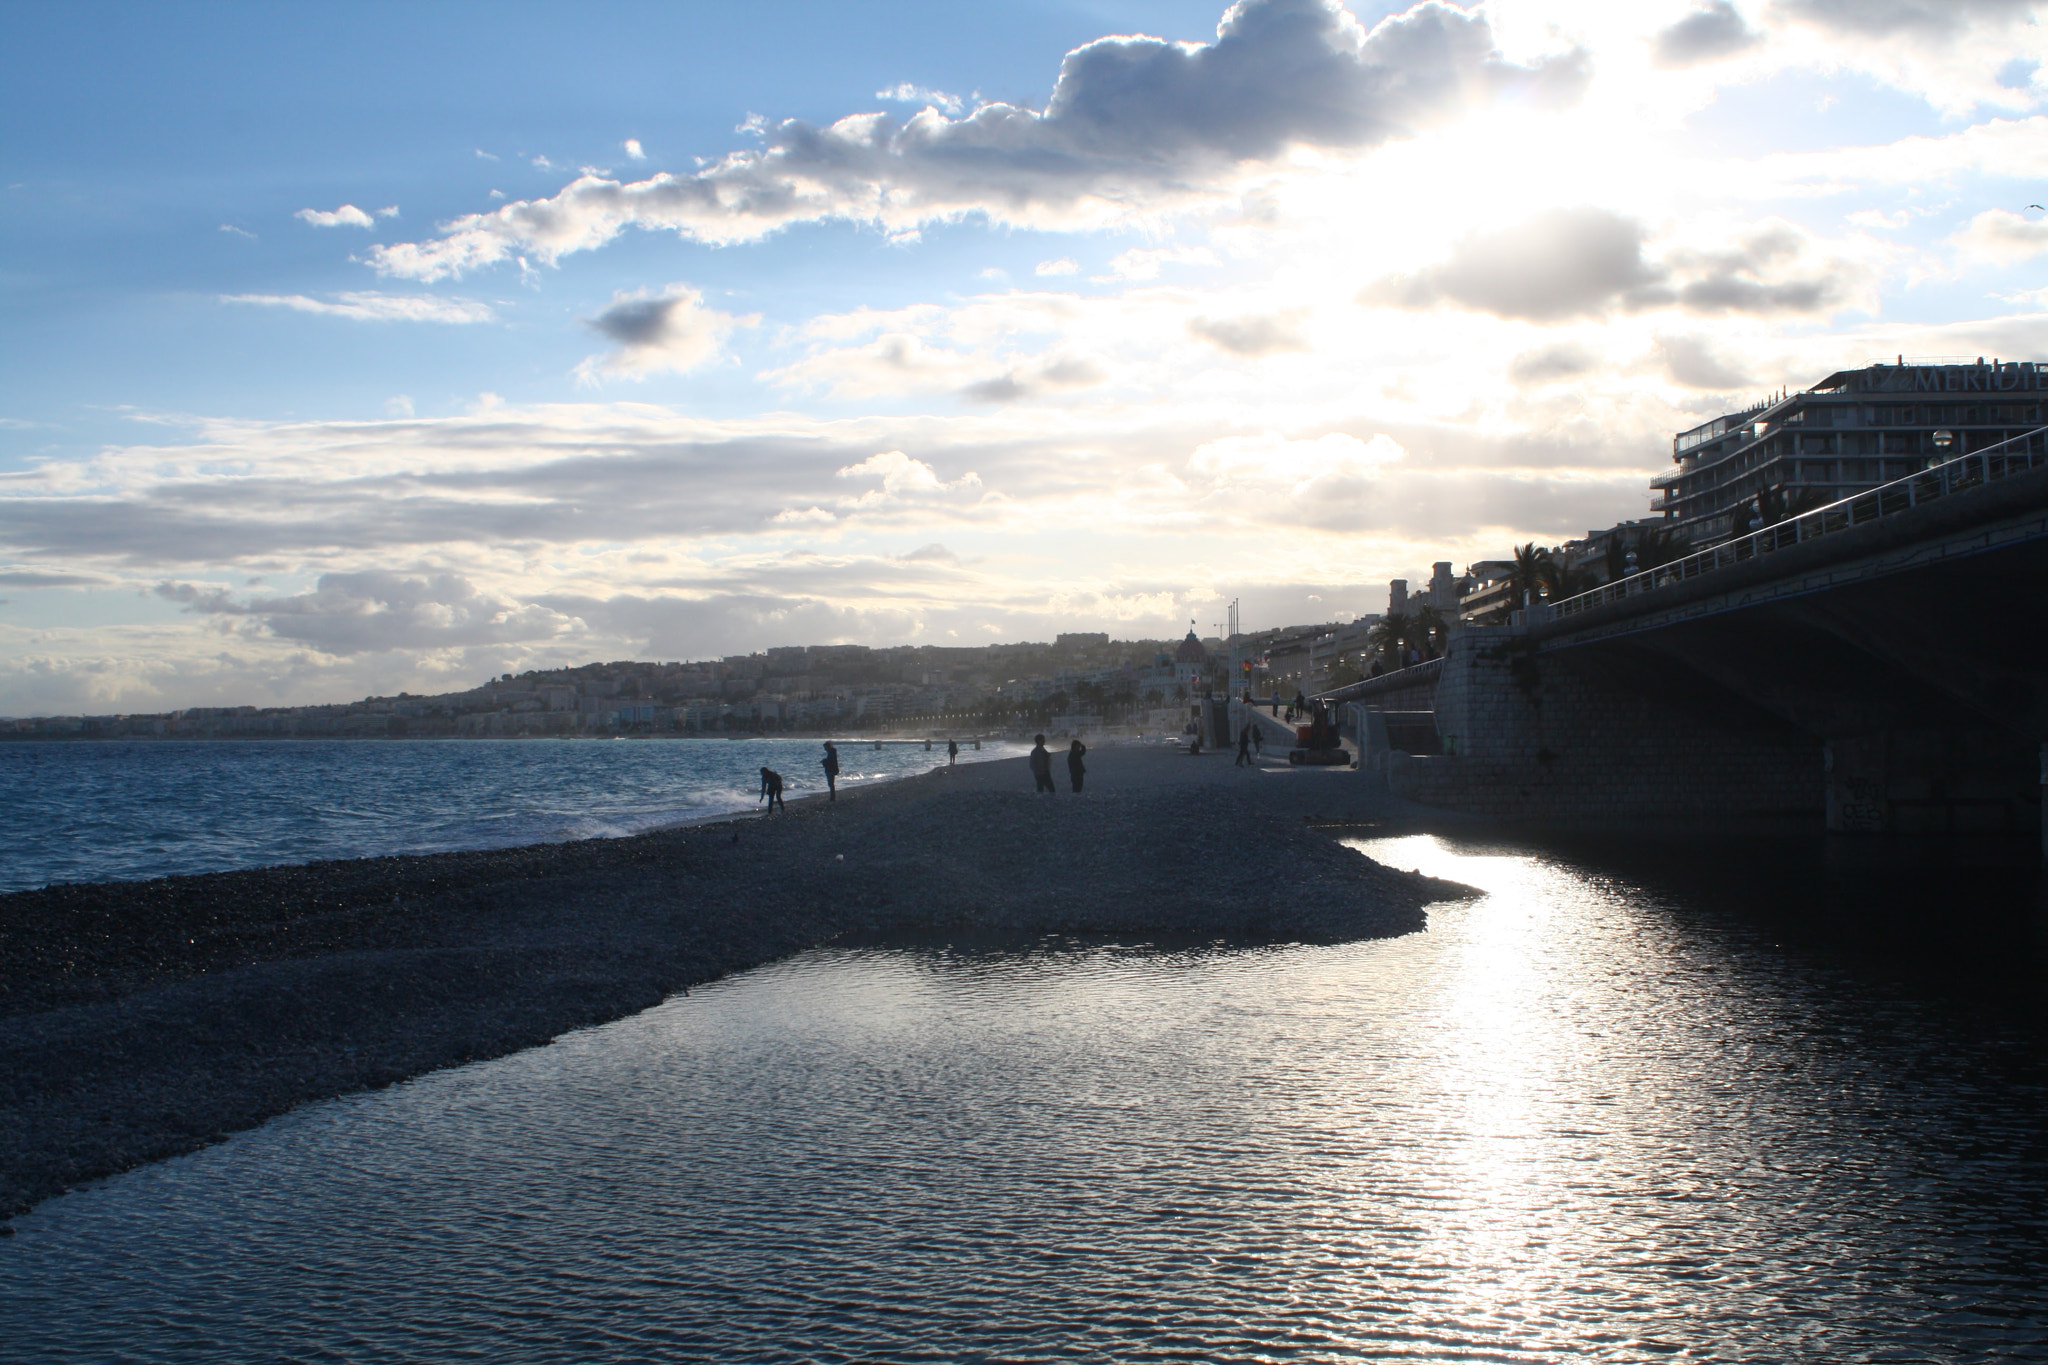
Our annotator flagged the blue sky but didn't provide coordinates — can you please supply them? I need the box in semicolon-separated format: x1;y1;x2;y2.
3;0;2047;713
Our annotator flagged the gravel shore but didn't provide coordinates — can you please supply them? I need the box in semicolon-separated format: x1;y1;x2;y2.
0;746;1471;1221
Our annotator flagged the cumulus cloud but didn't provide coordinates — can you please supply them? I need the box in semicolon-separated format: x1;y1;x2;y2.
1507;341;1599;385
157;571;585;656
1189;310;1309;356
1656;334;1753;389
1771;0;2036;38
1364;207;1665;321
1951;208;2048;265
221;292;496;324
574;283;757;380
1366;209;1848;321
295;204;376;229
623;138;646;160
369;0;1588;280
835;450;983;505
877;83;966;115
1654;1;1765;68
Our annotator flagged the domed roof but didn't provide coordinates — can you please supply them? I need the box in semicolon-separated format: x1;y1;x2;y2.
1175;628;1208;664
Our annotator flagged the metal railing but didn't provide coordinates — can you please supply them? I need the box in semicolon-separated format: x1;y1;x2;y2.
1548;425;2048;622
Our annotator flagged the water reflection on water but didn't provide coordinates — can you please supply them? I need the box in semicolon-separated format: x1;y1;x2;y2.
4;834;2047;1362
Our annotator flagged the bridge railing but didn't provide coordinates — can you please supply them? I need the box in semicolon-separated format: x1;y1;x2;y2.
1549;425;2048;622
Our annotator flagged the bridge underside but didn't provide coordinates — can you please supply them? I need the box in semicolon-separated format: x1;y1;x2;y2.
1393;535;2048;838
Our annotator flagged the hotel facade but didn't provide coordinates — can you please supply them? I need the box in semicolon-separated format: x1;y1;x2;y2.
1651;359;2048;543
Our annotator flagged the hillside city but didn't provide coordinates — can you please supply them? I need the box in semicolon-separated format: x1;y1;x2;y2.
0;528;1662;742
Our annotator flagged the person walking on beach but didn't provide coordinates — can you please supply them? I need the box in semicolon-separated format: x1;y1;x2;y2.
1236;723;1252;767
1029;735;1056;793
759;766;786;813
1067;738;1087;793
947;739;959;765
821;741;840;802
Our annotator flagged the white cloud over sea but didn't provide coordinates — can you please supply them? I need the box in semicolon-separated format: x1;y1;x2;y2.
8;0;2048;712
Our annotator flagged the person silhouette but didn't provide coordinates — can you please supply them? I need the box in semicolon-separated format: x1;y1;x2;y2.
1029;734;1056;793
1236;723;1252;767
947;739;959;765
759;767;786;813
821;741;840;801
1067;738;1087;793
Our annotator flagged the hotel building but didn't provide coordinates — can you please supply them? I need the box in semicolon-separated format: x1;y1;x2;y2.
1651;358;2047;543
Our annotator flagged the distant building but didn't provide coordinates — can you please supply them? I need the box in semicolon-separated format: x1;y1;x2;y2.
1174;627;1210;694
1653;357;2045;543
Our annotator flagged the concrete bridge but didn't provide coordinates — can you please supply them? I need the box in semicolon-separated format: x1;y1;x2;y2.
1320;433;2048;842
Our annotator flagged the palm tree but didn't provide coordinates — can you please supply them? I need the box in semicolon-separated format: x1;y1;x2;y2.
1411;603;1447;660
1368;611;1412;671
1753;483;1832;529
1509;543;1551;605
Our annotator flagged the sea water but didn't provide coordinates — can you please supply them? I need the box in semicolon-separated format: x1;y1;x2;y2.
0;737;1023;892
4;833;2047;1361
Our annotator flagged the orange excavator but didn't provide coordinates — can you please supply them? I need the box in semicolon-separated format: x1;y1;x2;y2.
1288;699;1349;766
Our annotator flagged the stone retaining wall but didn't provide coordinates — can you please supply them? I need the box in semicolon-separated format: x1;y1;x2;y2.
1393;627;1822;826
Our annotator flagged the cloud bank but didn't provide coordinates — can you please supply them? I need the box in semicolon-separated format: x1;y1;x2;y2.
368;0;1587;280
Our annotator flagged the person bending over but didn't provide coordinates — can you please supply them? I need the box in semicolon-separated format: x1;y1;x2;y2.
759;766;786;813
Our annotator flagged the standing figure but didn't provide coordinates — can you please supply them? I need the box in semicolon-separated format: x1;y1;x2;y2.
947;739;959;764
821;741;840;802
1067;739;1087;793
1235;723;1252;767
759;767;786;813
1029;734;1056;793
1253;726;1264;760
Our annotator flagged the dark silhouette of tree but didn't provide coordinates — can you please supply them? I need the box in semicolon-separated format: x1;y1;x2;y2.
1411;603;1447;659
1509;543;1551;603
1368;611;1412;671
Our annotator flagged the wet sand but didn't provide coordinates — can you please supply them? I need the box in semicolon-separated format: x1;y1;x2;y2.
0;746;1472;1222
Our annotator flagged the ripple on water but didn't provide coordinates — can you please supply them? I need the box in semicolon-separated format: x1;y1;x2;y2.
4;833;2048;1362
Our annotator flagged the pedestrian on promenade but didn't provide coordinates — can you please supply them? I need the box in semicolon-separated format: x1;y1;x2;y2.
759;767;786;813
1253;725;1264;759
947;739;959;764
1029;734;1056;793
821;741;840;801
1236;723;1253;767
1293;689;1307;720
1068;738;1087;793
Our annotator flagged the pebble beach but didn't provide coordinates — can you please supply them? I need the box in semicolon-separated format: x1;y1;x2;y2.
0;745;1472;1222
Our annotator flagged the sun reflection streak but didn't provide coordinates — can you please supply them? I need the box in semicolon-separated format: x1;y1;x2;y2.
1347;834;1593;1331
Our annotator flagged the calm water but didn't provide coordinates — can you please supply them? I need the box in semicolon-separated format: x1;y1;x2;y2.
0;738;1022;892
5;833;2047;1361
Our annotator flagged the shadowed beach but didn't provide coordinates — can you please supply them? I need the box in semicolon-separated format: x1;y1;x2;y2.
0;746;1472;1222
